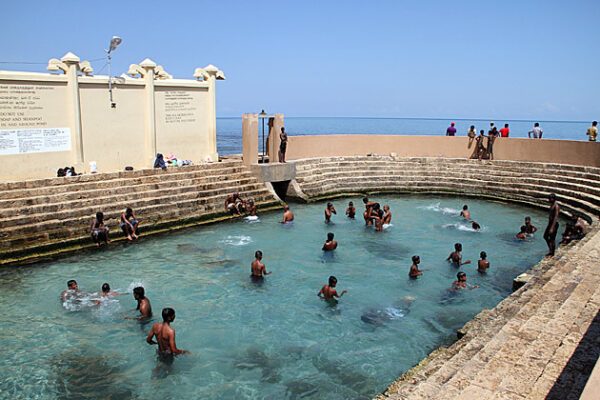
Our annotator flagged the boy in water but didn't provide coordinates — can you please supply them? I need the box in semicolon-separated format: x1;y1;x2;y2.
409;255;423;278
382;205;392;225
100;283;120;298
246;199;257;217
345;201;356;219
61;279;80;302
446;243;471;267
452;272;479;290
524;216;537;234
516;225;528;240
318;276;347;301
281;205;294;224
477;251;490;273
322;232;338;251
324;202;337;224
146;307;189;361
460;205;471;220
471;221;481;231
251;250;271;281
133;287;152;318
363;197;378;226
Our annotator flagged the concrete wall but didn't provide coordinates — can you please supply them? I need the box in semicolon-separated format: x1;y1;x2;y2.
0;54;224;181
284;135;600;167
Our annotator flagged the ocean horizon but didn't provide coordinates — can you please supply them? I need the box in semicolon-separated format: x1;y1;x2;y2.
216;116;593;155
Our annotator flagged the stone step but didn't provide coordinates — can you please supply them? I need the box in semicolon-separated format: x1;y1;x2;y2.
0;164;249;200
0;175;259;218
0;182;273;232
0;190;279;256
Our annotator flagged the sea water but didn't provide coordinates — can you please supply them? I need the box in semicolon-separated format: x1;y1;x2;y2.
0;196;557;399
217;116;590;155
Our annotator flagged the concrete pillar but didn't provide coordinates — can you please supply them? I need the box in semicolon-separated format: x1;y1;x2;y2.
62;52;84;166
267;114;285;163
140;59;157;165
206;75;218;161
242;113;258;165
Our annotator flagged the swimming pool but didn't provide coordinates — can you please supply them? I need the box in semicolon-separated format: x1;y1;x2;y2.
0;196;555;399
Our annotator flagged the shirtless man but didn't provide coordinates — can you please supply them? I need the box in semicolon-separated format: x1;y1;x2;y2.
346;201;356;219
460;205;471;220
477;251;490;273
524;216;537;234
133;286;152;318
544;193;560;257
446;243;471;267
452;272;478;290
281;205;294;223
100;283;120;298
250;250;271;281
146;307;189;360
363;197;378;226
471;221;481;231
322;232;338;251
61;279;80;302
382;205;392;225
409;255;423;278
246;199;257;217
225;193;244;215
324;202;337;224
318;276;347;301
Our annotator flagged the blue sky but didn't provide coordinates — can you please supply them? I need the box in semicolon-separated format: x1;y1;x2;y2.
1;0;598;120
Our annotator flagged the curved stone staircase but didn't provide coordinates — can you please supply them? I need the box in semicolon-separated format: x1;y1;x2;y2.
290;156;600;400
0;160;281;266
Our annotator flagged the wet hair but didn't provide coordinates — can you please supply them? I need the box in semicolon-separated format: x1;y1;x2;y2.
102;283;110;293
284;205;289;211
520;225;528;233
480;130;484;134
328;276;338;286
67;279;77;288
96;212;104;222
327;232;334;241
471;221;480;230
362;197;369;204
450;122;455;126
593;121;598;126
348;201;353;206
255;250;263;259
470;125;475;129
162;307;175;322
457;272;466;279
281;127;285;132
490;122;494;127
549;193;556;201
480;251;487;259
504;123;509;128
125;207;133;216
462;205;468;210
454;243;462;251
525;216;531;222
327;202;333;208
133;286;145;298
534;122;540;127
412;255;420;263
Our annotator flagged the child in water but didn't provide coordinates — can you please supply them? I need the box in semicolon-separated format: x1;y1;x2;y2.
346;201;356;219
477;251;490;273
516;225;528;240
322;232;338;251
409;255;423;278
452;272;479;290
318;276;347;301
446;243;471;266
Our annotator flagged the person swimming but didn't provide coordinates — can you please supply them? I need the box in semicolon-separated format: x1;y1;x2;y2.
250;250;271;281
409;255;423;279
460;205;471;220
281;205;294;224
446;243;471;267
100;283;120;298
524;216;537;234
452;271;479;290
324;202;337;224
146;307;189;361
477;251;490;273
318;276;347;302
322;232;338;251
471;221;481;231
61;279;80;302
516;225;528;240
346;201;356;219
133;286;152;318
382;205;392;225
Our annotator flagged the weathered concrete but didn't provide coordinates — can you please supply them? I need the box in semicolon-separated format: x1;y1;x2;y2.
250;162;296;183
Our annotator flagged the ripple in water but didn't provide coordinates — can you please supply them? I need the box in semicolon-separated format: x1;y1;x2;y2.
219;235;253;246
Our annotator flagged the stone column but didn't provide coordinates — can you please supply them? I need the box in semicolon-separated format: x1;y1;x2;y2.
62;52;84;166
242;113;258;165
140;59;157;165
267;114;285;163
204;68;220;162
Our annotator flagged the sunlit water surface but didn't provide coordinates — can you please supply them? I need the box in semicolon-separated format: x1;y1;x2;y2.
0;196;555;399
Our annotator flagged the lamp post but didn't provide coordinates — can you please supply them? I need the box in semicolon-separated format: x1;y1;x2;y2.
106;36;122;108
259;109;267;163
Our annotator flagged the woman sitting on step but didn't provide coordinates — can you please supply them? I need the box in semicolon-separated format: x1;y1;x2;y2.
120;207;139;241
90;212;110;247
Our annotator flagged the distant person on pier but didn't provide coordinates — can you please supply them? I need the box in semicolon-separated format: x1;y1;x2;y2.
446;122;457;136
61;279;80;302
467;125;476;148
346;201;356;219
246;199;257;217
120;207;139;241
90;211;110;246
471;130;487;160
528;123;543;139
499;123;510;138
281;205;294;224
487;128;498;160
409;255;423;278
322;232;338;251
544;193;560;256
279;127;288;163
524;216;538;234
586;121;598;142
324;202;337;224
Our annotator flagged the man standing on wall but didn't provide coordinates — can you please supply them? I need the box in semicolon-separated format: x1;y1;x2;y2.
446;122;457;136
586;121;598;142
544;193;560;257
528;123;543;139
279;127;288;163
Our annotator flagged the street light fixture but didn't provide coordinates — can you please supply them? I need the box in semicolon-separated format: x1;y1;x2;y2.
259;109;267;163
106;36;122;108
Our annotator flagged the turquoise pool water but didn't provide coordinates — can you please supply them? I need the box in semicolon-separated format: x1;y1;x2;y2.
0;196;555;399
